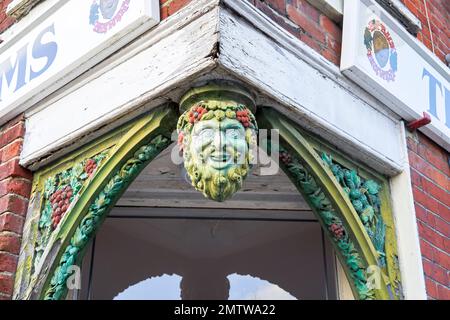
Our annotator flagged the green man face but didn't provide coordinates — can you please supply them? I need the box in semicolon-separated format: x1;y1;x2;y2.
191;118;248;171
177;101;258;202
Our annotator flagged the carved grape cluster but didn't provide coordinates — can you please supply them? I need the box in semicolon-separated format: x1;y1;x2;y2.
50;186;73;229
330;223;345;239
85;159;97;176
236;109;251;128
280;151;293;165
188;106;207;124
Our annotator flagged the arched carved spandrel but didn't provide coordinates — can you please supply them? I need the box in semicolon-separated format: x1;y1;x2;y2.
257;107;402;300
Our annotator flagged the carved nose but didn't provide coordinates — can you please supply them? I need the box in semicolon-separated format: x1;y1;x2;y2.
213;131;225;151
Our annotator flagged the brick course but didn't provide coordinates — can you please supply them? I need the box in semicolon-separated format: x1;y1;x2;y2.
401;0;450;63
251;0;342;65
408;132;450;300
0;116;32;300
0;0;14;34
160;0;192;20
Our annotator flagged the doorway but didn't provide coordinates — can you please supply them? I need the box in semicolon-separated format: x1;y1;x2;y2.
70;145;351;300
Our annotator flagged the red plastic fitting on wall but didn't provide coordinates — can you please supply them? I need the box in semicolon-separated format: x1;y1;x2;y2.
407;112;432;131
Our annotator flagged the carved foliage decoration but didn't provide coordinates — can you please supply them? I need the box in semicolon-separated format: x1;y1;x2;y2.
13;105;177;301
320;152;402;298
44;135;171;300
280;149;376;300
34;152;109;270
321;153;386;267
258;107;402;300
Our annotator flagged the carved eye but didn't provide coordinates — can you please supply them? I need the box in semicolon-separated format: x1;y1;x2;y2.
199;129;214;141
226;129;240;139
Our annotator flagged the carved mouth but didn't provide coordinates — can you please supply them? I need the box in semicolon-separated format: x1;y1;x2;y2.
210;153;231;162
208;153;233;169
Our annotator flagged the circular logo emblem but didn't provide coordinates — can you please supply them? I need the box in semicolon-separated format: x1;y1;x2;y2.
364;19;397;82
89;0;130;33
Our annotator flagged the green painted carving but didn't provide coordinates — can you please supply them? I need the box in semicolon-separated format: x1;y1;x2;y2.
321;153;386;267
13;123;135;300
177;83;258;202
279;149;375;299
15;90;402;301
257;107;393;300
22;105;179;300
34;152;109;271
44;135;170;300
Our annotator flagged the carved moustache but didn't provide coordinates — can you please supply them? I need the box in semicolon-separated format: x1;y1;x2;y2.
199;145;245;165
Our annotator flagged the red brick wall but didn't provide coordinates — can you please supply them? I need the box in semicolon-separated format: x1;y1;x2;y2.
0;116;32;300
400;0;450;301
0;0;15;34
160;0;192;20
248;0;342;65
408;132;450;300
401;0;449;63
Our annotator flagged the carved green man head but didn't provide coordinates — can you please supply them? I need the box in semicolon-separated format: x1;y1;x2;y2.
177;83;258;202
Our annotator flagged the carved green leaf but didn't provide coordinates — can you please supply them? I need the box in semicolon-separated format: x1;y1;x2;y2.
70;179;83;195
72;163;84;179
361;206;375;224
44;177;56;198
321;153;333;166
94;153;107;163
60;170;71;184
321;152;387;269
364;180;380;195
279;149;377;299
39;202;53;229
320;211;334;225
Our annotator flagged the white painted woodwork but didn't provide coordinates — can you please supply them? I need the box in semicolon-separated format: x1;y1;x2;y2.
341;0;449;151
219;1;404;175
388;124;427;299
306;0;343;22
0;0;160;123
22;0;405;178
21;2;220;168
6;0;42;19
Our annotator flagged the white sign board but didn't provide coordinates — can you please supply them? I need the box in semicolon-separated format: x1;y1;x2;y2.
341;0;450;151
0;0;159;123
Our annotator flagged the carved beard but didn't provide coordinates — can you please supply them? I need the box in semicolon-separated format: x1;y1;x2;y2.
183;145;250;202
